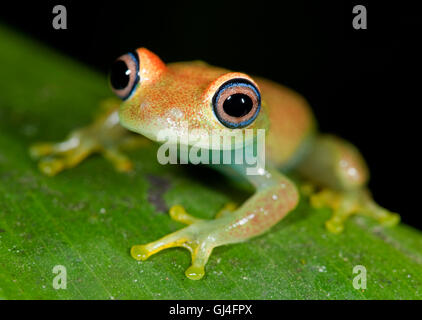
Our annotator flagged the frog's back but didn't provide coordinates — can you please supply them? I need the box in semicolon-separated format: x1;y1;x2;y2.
256;77;316;169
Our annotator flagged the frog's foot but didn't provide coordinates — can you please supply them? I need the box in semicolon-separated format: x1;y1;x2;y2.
131;203;237;280
30;132;133;176
30;136;98;176
310;189;400;234
131;222;216;280
28;99;150;176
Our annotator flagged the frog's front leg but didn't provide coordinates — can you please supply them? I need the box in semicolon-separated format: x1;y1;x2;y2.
298;134;400;233
131;167;299;280
30;98;147;176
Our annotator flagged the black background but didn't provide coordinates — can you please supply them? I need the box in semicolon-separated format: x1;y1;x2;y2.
0;1;420;229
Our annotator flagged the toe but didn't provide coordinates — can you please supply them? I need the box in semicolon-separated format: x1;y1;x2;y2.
29;143;54;159
185;265;205;280
131;245;151;261
169;205;202;225
325;218;344;234
38;158;65;176
379;212;400;227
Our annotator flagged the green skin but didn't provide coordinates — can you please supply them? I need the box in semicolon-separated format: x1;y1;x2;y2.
30;49;400;280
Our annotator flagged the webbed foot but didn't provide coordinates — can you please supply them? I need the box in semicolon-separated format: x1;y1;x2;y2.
131;203;236;280
30;129;133;176
310;189;400;234
29;99;147;176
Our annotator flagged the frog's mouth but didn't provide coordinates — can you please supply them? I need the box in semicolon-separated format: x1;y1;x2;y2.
121;115;257;156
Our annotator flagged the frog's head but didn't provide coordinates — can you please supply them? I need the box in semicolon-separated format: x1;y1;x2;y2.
110;48;267;150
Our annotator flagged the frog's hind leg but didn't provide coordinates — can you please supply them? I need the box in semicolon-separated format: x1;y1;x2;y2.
310;188;399;234
297;134;400;234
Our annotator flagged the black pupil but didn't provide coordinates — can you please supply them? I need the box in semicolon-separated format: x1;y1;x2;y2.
110;60;130;90
223;93;253;117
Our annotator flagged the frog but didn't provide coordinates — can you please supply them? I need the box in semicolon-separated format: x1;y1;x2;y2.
30;48;400;280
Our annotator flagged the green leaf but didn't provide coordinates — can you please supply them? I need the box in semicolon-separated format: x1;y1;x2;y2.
0;25;421;300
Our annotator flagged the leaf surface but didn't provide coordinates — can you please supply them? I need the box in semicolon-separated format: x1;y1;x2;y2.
0;26;421;300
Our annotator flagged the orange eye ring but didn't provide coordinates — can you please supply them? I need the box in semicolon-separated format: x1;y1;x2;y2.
109;51;140;100
212;78;261;128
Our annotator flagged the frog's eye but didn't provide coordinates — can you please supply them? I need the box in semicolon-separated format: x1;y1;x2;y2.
109;52;140;100
212;78;261;128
